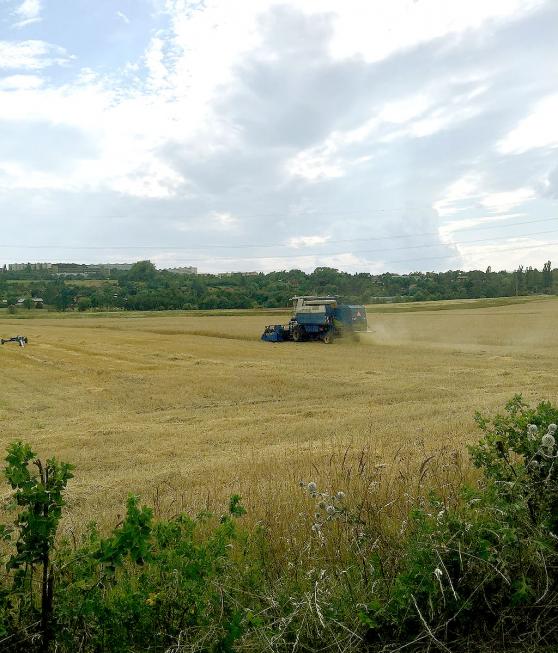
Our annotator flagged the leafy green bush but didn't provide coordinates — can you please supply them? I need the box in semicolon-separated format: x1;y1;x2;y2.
51;496;248;652
0;447;251;652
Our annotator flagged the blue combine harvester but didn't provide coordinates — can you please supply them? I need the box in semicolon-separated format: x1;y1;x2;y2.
261;296;367;344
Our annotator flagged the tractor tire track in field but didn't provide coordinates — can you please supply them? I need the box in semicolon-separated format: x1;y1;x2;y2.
38;342;147;367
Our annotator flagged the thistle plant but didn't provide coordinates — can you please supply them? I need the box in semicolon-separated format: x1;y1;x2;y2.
470;395;558;533
299;481;350;539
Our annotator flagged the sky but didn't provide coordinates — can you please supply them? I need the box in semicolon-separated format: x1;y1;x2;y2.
0;0;557;274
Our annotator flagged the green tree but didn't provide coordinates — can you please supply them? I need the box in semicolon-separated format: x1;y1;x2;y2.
77;297;92;312
127;260;157;282
542;260;552;292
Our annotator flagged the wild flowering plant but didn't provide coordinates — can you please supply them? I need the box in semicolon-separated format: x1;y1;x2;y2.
353;397;558;649
299;481;348;538
469;394;558;533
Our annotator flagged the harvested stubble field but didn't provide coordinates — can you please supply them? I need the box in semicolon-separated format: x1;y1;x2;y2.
0;296;556;536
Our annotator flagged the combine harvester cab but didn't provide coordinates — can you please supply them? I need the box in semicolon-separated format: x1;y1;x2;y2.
261;296;367;344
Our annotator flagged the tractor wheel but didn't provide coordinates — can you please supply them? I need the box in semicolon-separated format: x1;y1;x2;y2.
292;326;303;342
322;330;334;344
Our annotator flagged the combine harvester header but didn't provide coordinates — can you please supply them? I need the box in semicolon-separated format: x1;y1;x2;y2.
262;296;367;344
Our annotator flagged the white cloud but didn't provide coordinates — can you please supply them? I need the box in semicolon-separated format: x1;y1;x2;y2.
0;161;75;191
341;94;431;145
212;211;239;228
435;177;536;219
288;92;438;180
116;10;130;25
288;235;330;248
480;188;535;213
233;251;380;274
12;0;43;28
173;211;240;233
0;40;71;69
316;0;544;62
0;79;188;197
439;213;525;239
0;74;43;89
407;104;482;138
433;174;483;217
379;90;487;143
109;160;185;199
287;145;345;181
457;236;556;271
498;94;558;154
289;80;488;181
144;35;170;90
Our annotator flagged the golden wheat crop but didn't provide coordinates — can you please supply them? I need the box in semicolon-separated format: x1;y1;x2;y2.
0;297;556;539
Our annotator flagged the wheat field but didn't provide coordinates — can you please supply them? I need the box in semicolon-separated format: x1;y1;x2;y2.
0;297;556;535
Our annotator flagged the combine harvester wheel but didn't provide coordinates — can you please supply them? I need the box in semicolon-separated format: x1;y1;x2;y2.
292;326;303;342
322;330;334;344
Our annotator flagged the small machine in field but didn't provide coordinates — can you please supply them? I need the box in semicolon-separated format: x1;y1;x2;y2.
261;296;367;344
1;336;28;347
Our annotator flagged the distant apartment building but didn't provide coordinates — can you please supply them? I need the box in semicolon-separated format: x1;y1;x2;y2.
96;263;134;273
53;263;134;276
52;264;97;277
8;262;53;271
6;262;104;275
4;261;136;276
165;266;198;275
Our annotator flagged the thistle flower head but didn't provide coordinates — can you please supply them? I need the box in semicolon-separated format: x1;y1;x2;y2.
527;424;538;439
542;433;556;450
307;482;317;495
335;491;346;501
325;505;336;516
547;424;557;435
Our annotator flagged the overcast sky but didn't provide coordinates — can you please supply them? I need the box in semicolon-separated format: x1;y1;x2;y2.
0;0;557;273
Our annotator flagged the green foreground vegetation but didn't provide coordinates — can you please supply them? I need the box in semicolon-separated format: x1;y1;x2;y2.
1;260;556;312
0;397;556;652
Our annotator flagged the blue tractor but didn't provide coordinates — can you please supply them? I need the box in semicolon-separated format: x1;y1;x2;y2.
261;296;367;344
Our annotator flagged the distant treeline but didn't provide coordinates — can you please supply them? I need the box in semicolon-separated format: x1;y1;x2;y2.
0;260;555;311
